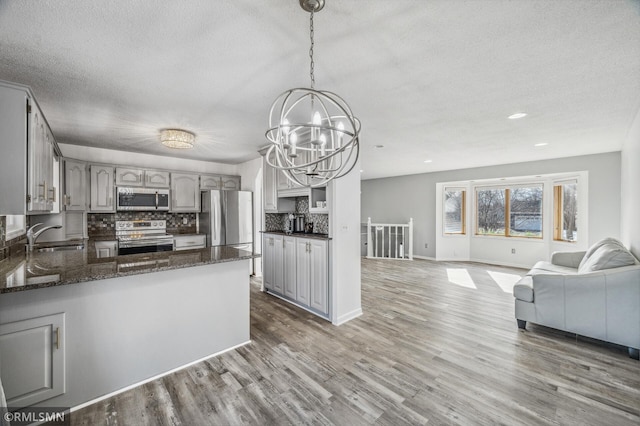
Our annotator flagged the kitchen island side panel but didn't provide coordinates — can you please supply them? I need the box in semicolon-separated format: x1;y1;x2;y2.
0;259;250;409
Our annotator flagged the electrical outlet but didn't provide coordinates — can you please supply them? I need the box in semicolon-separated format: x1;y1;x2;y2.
511;248;516;254
424;243;428;249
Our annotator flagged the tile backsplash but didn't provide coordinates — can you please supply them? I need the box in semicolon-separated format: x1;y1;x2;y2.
265;197;329;235
88;212;197;237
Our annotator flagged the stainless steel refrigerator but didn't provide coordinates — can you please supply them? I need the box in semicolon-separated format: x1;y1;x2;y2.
200;190;253;252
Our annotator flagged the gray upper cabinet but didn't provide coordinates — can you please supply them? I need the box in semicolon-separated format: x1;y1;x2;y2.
63;159;87;211
200;174;241;191
145;170;170;188
115;167;144;187
115;168;170;188
28;101;56;213
261;151;295;213
170;172;200;212
221;175;241;190
90;165;115;212
0;81;58;215
200;175;222;190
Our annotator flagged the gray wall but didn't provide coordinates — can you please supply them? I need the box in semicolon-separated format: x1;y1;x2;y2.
621;108;640;258
362;152;621;258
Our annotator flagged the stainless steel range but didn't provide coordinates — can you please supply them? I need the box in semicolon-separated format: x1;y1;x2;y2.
115;220;174;255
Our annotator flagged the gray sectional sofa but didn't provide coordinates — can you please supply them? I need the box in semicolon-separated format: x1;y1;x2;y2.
513;238;640;359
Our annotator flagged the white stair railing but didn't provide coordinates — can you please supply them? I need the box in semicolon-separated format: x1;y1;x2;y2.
366;217;413;260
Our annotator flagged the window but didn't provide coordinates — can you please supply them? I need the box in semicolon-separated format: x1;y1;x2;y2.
476;185;543;238
5;215;26;240
554;181;578;242
476;188;506;236
444;188;466;234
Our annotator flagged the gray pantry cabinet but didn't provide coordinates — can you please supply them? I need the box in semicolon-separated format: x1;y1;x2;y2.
263;234;329;316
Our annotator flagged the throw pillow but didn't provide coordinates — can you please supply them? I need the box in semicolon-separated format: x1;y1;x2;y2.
578;237;626;270
578;243;636;273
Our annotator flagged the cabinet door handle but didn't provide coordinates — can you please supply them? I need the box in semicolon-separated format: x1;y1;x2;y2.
54;327;60;350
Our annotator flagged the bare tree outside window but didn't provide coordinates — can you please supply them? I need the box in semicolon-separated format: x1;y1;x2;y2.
476;189;505;235
444;189;465;234
554;182;578;241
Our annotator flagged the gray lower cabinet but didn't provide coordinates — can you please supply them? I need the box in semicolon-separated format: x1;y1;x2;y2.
173;235;206;251
0;313;65;407
264;234;329;317
283;236;297;299
308;239;329;314
263;234;284;294
94;240;118;258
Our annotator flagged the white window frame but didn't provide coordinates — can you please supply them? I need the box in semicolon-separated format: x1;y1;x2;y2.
5;215;26;240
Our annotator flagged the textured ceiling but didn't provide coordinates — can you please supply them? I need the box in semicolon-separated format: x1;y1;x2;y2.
0;0;639;179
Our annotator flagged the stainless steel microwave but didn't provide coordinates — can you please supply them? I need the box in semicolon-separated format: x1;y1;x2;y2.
116;187;170;211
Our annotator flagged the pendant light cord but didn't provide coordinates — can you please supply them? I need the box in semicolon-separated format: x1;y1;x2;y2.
309;10;315;89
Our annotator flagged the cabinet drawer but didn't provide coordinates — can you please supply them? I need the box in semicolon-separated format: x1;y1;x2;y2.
173;235;206;251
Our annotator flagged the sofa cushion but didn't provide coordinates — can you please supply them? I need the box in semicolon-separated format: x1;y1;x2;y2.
578;238;625;270
513;276;534;302
578;243;637;273
528;261;578;275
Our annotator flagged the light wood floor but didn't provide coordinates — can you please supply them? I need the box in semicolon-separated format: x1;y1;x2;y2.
72;258;640;425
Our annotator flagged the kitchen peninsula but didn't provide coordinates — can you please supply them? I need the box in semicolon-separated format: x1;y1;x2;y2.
0;242;257;410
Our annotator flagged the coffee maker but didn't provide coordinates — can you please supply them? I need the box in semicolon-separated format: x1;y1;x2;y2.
285;213;295;234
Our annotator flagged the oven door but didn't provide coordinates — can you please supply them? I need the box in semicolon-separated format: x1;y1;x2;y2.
118;238;174;255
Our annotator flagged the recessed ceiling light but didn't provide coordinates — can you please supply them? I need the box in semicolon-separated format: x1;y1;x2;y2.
508;112;527;120
534;142;548;147
360;170;364;173
374;145;384;148
423;160;433;163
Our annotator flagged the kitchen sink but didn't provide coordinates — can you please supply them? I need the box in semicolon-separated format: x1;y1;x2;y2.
36;244;85;253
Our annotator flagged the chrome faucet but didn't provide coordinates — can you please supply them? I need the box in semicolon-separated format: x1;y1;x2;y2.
26;223;62;251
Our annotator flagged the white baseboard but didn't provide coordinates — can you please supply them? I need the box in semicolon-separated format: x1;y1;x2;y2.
333;308;363;325
70;340;252;413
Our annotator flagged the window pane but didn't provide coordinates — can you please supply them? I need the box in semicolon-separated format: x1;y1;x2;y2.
562;183;578;241
476;189;505;235
509;186;543;238
444;189;465;234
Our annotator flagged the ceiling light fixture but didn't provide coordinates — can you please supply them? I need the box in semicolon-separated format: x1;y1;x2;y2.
508;112;527;120
264;0;360;188
534;142;548;147
160;129;195;149
423;159;433;163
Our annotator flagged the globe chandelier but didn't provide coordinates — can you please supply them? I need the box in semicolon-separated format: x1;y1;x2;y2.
265;0;360;188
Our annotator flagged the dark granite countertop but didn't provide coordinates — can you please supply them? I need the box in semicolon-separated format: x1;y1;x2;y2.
0;240;259;294
261;230;331;240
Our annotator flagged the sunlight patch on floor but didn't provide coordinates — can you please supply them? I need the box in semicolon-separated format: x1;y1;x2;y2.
446;268;477;289
487;271;522;293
